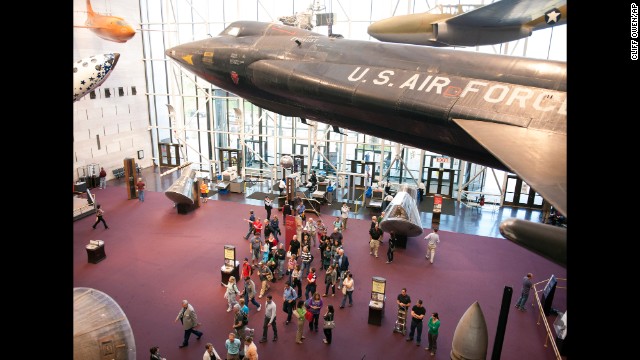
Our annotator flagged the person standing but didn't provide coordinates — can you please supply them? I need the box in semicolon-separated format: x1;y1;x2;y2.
322;304;335;344
224;332;241;360
264;196;273;220
339;272;354;308
323;264;337;297
244;337;258;360
386;231;397;264
425;312;441;356
99;167;107;189
200;181;209;203
300;246;313;279
406;299;426;346
515;273;533;311
149;346;166;360
243;210;256;240
203;342;217;360
275;243;287;279
369;223;384;258
175;299;203;348
397;288;412;313
92;204;109;229
288;234;301;259
136;177;146;202
291;264;303;299
340;203;350;230
306;292;323;332
241;258;252;280
304;267;317;300
293;300;307;344
424;228;441;264
282;200;292;225
335;249;349;288
282;281;298;325
259;294;278;342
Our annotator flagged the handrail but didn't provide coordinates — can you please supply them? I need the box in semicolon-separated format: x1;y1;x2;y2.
532;277;567;359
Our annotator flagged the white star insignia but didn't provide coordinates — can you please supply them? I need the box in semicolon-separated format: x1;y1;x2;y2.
546;10;560;24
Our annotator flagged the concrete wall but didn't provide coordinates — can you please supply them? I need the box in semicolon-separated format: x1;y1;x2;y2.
73;0;152;181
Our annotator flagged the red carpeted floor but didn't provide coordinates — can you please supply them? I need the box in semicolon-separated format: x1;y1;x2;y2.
74;187;566;360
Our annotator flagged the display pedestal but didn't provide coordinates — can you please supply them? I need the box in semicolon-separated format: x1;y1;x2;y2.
221;262;240;285
86;244;106;264
396;234;407;249
368;301;384;325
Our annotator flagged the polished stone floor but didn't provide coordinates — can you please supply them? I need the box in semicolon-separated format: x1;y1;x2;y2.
105;165;545;239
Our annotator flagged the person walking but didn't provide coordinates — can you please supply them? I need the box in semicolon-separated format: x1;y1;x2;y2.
232;304;247;339
250;233;262;267
92;204;109;229
240;276;261;311
515;273;533;311
224;332;241;360
340;203;350;230
424;228;441;264
282;281;298;325
175;299;203;348
259;294;278;342
149;346;166;360
244;337;258;360
203;342;217;360
136;177;146;202
200;181;209;203
425;312;441;356
322;304;335;344
406;299;426;346
339;272;354;308
293;300;307;344
258;262;273;298
99;167;107;189
224;276;241;312
243;210;256;240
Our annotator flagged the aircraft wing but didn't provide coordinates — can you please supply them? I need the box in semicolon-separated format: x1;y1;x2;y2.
453;119;566;216
445;0;566;28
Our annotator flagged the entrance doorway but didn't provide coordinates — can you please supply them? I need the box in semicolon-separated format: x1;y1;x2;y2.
503;175;544;210
425;168;454;198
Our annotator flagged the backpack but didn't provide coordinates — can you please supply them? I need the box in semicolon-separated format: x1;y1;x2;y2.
241;311;248;326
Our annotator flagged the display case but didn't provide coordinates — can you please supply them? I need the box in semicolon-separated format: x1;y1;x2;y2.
368;276;386;325
221;245;240;285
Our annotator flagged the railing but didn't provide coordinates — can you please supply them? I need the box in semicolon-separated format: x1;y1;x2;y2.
532;277;567;359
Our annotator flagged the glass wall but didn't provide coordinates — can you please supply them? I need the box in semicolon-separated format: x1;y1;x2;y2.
139;0;566;201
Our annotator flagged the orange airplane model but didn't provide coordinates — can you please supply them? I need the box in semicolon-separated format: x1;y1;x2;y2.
76;0;135;43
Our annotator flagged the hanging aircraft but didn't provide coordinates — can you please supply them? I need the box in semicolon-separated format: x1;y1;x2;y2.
165;21;567;265
367;0;566;47
73;53;120;102
75;0;136;43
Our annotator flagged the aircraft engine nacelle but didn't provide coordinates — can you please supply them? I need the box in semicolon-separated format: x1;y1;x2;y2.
432;22;532;47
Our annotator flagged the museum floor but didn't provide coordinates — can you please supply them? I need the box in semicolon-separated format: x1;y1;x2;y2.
74;166;566;360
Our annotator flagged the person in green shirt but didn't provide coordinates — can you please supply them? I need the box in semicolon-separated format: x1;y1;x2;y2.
425;312;441;356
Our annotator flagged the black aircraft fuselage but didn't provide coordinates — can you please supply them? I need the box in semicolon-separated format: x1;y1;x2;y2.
166;21;567;216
